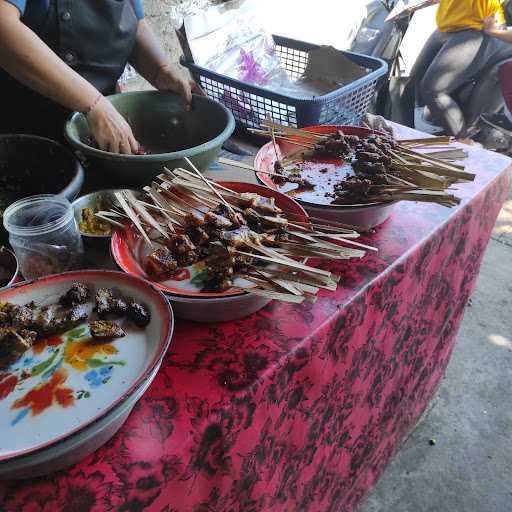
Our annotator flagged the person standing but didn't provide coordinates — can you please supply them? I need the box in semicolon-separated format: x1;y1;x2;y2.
0;0;201;153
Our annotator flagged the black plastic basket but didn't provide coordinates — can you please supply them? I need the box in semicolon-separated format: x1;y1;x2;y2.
182;35;388;129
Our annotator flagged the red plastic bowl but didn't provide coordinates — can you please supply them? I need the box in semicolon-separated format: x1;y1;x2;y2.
111;181;309;299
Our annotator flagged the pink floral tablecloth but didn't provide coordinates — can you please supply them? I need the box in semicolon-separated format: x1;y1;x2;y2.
1;134;511;512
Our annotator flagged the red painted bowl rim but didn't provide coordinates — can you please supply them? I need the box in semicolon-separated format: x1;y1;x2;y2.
254;125;395;209
111;181;309;299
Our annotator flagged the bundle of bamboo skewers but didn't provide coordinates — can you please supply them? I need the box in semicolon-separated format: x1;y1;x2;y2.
97;159;376;304
245;120;476;208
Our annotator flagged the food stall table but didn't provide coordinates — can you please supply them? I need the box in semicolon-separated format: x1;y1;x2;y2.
1;127;510;512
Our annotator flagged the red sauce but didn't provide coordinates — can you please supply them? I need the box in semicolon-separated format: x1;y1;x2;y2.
32;335;63;355
170;268;191;281
12;368;74;415
0;373;18;401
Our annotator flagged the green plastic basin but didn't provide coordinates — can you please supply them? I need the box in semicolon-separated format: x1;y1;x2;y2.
65;90;235;186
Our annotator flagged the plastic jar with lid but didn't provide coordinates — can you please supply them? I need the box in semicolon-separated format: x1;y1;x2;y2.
3;194;84;280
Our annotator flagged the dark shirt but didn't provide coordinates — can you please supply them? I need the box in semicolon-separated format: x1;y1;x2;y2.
6;0;144;31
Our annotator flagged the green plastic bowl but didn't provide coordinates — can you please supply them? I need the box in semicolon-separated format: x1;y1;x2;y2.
65;90;235;186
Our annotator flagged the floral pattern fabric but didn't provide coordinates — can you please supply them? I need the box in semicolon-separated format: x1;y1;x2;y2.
1;136;510;512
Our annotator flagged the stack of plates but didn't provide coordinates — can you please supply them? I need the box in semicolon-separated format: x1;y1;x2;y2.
0;270;173;479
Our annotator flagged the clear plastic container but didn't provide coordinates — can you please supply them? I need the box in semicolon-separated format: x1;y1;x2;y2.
3;195;84;279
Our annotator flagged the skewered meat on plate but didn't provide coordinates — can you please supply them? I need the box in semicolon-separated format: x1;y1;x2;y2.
165;234;198;267
95;288;128;318
0;302;34;329
0;282;151;369
285;176;315;190
127;301;151;328
60;282;90;306
204;211;233;229
0;328;37;370
238;193;282;215
141;193;295;292
34;304;89;335
146;247;178;280
90;320;126;340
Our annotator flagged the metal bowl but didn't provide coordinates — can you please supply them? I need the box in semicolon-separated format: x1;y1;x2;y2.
72;189;142;249
65;91;235;186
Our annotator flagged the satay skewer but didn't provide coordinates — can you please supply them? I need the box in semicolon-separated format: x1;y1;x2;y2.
115;191;152;245
183;158;238;216
94;213;125;230
260;120;327;140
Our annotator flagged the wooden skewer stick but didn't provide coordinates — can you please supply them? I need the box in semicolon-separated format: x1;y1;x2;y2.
310;233;378;252
136;200;184;228
400;136;453;146
128;194;170;240
234;249;333;280
260;120;327;140
180;159;236;215
269;122;284;173
94;213;125;229
272;135;315;149
115;191;152;245
238;279;305;303
218;157;284;178
423;149;467;161
257;268;337;291
164;167;239;196
398;148;475;180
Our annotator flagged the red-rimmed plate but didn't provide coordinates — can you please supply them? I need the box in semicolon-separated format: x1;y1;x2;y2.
254;125;396;230
254;125;393;209
0;270;173;466
111;181;309;299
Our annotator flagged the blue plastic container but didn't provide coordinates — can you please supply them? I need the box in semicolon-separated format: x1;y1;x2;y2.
182;35;388;129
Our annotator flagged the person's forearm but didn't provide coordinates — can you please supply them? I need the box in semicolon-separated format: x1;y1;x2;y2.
129;19;170;87
0;2;100;112
486;28;512;43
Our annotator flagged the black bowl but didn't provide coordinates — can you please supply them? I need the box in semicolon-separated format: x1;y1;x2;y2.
0;134;84;241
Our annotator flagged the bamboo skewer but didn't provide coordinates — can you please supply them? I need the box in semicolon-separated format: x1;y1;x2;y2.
400;136;453;146
114;192;152;245
249;120;475;208
261;120;327;140
109;168;373;302
94;213;125;229
218;157;285;179
183;157;237;215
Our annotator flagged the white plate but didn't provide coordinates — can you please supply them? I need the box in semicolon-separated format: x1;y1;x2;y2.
0;270;173;476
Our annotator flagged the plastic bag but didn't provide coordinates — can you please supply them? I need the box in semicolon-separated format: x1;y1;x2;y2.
184;0;296;91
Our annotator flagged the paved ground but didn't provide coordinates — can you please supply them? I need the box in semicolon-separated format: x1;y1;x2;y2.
360;185;512;512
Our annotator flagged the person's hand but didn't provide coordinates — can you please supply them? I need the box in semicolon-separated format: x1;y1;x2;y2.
86;96;139;154
483;15;498;33
153;63;204;109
